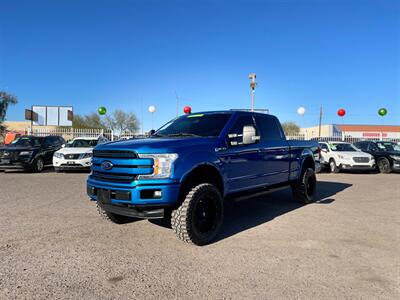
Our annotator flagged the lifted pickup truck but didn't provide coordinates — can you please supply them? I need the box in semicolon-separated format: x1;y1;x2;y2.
87;111;320;245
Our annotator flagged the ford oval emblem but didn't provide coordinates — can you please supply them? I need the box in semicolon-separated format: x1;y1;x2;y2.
101;161;113;170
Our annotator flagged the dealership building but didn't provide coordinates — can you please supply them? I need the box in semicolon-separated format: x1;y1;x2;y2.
300;124;400;139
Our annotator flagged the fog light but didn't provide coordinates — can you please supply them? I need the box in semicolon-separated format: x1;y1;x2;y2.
140;189;162;199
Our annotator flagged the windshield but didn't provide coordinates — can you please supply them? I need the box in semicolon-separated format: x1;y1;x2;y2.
67;139;98;148
330;143;357;152
10;137;43;147
376;142;400;152
154;113;232;138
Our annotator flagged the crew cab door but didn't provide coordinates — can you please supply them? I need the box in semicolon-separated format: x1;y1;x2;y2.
222;115;262;193
254;115;290;185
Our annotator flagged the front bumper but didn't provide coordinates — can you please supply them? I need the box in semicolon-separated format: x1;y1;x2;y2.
87;180;181;219
55;165;91;171
0;160;32;170
53;157;92;170
339;163;376;170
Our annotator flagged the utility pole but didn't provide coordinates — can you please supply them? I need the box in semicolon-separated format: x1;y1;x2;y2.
318;106;323;138
248;73;257;111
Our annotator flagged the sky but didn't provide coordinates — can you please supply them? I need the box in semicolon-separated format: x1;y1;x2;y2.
0;0;399;131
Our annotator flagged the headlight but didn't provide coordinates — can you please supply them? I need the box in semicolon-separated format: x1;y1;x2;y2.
137;153;178;179
82;152;92;159
54;152;64;159
19;151;33;156
390;155;400;161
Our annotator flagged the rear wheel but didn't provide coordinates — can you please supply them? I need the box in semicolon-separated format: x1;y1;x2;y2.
291;168;317;204
329;159;340;173
96;202;138;224
171;183;224;246
377;158;391;173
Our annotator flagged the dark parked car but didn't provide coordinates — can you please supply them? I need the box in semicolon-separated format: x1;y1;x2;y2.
0;135;65;172
353;141;400;173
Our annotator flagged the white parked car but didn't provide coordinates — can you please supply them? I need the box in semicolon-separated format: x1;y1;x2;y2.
319;142;375;173
53;136;108;172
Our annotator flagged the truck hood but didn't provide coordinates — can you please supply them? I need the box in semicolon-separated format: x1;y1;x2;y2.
96;137;219;153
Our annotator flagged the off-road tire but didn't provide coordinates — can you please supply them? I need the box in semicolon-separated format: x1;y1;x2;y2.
329;159;340;173
32;157;44;173
171;183;224;246
377;157;391;173
96;202;137;224
291;168;317;204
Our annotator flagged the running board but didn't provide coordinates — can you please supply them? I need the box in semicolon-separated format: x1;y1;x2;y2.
229;183;290;202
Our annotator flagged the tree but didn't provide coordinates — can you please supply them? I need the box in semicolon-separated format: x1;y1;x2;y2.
0;91;18;136
72;113;106;129
281;121;300;136
103;110;140;134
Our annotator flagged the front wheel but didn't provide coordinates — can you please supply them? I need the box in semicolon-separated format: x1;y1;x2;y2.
32;157;44;173
329;159;340;173
377;158;391;173
291;168;317;204
171;183;224;246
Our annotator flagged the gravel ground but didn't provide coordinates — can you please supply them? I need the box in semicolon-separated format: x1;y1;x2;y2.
0;170;399;299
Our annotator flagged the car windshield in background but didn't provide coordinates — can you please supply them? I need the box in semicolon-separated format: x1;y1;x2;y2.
67;139;98;148
376;142;400;152
330;143;357;152
154;113;232;138
10;137;43;147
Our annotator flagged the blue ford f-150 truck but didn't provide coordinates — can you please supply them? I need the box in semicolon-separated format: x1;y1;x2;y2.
87;110;320;245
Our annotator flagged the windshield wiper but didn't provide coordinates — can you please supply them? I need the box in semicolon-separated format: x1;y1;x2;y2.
166;133;202;138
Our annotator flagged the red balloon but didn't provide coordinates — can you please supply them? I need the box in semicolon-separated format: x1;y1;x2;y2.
337;108;346;117
183;106;192;114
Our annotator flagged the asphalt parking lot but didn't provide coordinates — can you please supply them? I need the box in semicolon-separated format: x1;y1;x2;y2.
0;171;399;299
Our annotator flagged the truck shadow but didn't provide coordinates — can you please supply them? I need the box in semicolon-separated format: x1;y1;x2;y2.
214;181;352;243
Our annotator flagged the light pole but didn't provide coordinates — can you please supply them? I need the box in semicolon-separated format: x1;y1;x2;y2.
248;73;257;111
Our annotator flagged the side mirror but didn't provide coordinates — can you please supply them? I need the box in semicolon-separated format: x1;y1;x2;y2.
149;129;156;136
242;125;259;145
61;144;66;148
321;149;328;153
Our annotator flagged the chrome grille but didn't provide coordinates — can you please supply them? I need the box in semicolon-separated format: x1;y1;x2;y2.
64;154;81;160
93;150;137;159
353;157;369;163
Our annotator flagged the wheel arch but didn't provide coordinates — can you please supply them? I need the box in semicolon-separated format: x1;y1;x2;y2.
178;163;224;203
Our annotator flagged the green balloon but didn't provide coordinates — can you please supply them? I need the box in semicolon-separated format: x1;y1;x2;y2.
98;106;107;115
378;108;387;116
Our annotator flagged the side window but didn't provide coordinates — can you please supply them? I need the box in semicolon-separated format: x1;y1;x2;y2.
44;136;59;147
228;115;257;146
355;142;365;151
368;143;378;152
320;143;329;152
255;116;282;141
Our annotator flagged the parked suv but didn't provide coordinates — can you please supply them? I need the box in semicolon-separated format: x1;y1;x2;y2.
0;135;65;172
353;141;400;173
319;141;375;173
87;111;320;245
53;136;108;172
